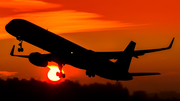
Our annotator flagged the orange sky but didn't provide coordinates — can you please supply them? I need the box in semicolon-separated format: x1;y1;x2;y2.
0;0;180;93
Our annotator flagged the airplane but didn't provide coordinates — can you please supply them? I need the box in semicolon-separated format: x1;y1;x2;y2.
5;19;174;81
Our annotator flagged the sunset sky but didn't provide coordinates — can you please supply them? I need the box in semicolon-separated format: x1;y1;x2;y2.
0;0;180;94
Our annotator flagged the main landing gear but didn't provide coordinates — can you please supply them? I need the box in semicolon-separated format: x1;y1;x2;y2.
56;63;65;78
86;71;95;77
56;72;65;78
17;36;24;52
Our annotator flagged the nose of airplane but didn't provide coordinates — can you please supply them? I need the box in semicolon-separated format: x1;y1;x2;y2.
5;20;13;35
5;19;25;37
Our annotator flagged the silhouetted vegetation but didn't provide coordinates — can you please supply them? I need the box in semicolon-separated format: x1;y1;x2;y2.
0;77;179;101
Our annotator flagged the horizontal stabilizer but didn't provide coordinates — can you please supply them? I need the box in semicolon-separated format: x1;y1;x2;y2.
130;73;160;76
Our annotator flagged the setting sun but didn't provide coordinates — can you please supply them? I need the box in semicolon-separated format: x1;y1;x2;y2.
0;0;179;94
47;65;61;81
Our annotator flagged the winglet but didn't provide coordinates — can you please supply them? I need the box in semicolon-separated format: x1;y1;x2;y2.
167;37;174;49
10;45;15;56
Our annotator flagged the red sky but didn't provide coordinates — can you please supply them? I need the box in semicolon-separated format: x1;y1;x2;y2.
0;0;180;93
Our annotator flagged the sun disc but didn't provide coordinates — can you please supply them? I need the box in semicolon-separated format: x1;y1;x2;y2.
47;65;60;81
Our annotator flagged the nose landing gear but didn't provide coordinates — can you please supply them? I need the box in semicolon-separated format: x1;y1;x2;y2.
17;36;24;52
18;47;23;52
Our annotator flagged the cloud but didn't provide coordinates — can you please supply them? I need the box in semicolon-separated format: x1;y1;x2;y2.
0;71;17;77
0;10;139;39
0;0;60;12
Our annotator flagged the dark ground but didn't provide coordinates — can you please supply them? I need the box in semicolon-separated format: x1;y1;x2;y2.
0;77;179;101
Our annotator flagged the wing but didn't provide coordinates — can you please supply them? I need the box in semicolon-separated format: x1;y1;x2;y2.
133;38;174;58
130;73;161;76
95;38;174;59
95;51;124;59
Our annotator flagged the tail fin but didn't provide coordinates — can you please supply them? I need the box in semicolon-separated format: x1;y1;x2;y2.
124;41;136;53
114;41;136;72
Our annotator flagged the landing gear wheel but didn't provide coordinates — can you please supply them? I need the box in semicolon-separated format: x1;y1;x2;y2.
56;72;65;78
88;74;91;77
62;74;65;78
86;71;95;77
92;74;95;77
18;47;23;52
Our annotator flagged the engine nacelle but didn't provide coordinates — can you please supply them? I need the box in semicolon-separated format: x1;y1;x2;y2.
29;52;48;67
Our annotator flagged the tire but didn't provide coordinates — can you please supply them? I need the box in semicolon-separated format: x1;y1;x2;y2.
62;74;65;78
20;48;24;52
18;48;21;52
18;48;24;52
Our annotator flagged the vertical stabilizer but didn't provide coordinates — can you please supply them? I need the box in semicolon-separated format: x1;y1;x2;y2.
114;41;136;72
124;41;136;53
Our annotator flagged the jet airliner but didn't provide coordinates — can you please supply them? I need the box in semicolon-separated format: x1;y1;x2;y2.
5;19;174;81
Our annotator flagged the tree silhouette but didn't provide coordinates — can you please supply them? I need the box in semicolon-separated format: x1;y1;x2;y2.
0;77;179;101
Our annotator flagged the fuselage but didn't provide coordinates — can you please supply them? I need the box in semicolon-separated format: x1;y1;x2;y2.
5;19;133;80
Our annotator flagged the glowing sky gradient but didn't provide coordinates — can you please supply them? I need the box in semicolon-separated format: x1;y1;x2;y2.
0;0;180;93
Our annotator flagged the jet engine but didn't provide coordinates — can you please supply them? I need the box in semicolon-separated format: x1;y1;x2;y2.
29;52;48;67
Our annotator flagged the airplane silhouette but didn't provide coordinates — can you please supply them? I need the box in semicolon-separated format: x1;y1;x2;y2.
5;19;174;81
